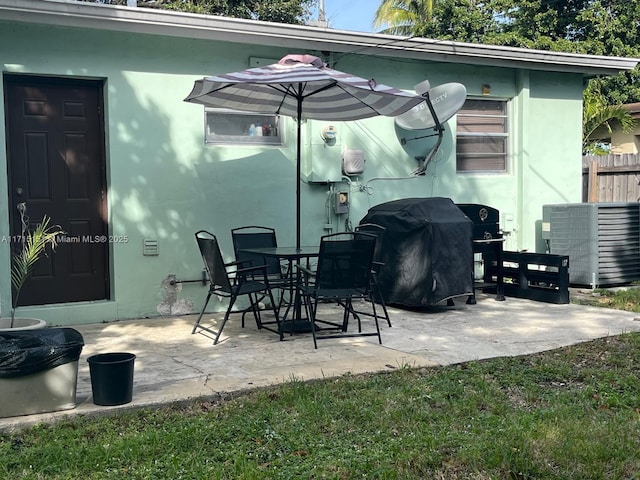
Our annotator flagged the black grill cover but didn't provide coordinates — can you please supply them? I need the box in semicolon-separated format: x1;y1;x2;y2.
360;197;474;306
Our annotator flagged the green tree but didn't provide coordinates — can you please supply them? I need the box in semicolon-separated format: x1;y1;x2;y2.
373;0;640;147
574;0;640;107
372;0;435;36
78;0;313;24
492;0;590;49
582;81;636;155
417;0;501;43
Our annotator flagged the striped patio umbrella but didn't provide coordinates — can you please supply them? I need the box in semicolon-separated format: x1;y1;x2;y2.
185;54;424;248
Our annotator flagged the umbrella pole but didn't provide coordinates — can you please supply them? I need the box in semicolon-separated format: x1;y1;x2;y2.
296;100;302;250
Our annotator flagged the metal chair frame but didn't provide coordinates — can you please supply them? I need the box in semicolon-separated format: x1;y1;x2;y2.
231;226;292;320
354;223;392;327
297;232;382;349
192;230;281;344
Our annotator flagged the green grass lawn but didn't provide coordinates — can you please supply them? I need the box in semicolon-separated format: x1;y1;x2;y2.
572;286;640;313
2;330;640;479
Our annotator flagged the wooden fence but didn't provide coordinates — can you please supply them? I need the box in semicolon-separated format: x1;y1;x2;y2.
582;154;640;203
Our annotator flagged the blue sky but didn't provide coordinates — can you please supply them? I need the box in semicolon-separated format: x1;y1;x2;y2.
313;0;379;33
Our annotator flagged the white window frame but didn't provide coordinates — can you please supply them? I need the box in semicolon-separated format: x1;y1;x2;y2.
204;108;283;146
456;98;509;173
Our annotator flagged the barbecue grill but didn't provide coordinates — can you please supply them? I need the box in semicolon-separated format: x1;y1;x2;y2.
456;204;505;302
359;197;475;307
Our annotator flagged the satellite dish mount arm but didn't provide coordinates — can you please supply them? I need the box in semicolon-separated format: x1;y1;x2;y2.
414;91;444;176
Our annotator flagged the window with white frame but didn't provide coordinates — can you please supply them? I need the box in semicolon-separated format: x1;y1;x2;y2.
204;109;282;145
456;99;508;172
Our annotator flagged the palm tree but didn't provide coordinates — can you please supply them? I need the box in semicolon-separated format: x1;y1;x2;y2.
583;82;636;155
9;213;63;327
373;0;434;35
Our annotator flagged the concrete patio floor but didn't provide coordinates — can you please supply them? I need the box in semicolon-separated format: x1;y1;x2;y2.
2;291;640;432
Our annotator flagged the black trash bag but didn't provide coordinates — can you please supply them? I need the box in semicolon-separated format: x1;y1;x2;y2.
0;328;84;378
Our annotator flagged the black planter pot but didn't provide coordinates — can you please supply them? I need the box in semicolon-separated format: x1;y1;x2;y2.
87;352;136;406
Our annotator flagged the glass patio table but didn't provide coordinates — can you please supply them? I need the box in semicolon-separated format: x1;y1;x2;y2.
238;246;319;335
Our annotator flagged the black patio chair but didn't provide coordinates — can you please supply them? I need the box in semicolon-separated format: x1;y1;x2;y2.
297;232;382;349
354;223;392;327
192;230;281;344
231;226;287;281
231;226;291;316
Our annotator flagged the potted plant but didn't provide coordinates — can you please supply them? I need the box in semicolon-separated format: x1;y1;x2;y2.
0;211;84;419
0;213;64;330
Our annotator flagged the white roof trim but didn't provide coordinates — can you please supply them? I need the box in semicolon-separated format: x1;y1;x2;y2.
1;0;638;75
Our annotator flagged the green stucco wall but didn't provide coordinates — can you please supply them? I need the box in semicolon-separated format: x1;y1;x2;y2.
0;21;585;325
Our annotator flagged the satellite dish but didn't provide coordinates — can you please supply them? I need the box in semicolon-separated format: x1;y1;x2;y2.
394;82;467;175
395;82;467;130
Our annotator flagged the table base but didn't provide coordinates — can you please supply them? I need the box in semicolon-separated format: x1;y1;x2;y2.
280;319;314;334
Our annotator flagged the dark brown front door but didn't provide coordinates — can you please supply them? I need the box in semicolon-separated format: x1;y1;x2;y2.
4;75;109;306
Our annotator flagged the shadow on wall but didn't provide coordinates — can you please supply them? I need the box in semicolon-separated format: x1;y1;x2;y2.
193;151;297;250
110;77;312;317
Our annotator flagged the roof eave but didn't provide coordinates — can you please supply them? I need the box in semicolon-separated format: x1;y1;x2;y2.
1;0;637;76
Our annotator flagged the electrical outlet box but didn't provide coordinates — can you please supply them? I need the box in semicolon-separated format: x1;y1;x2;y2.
303;120;343;183
333;191;349;214
342;149;365;175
